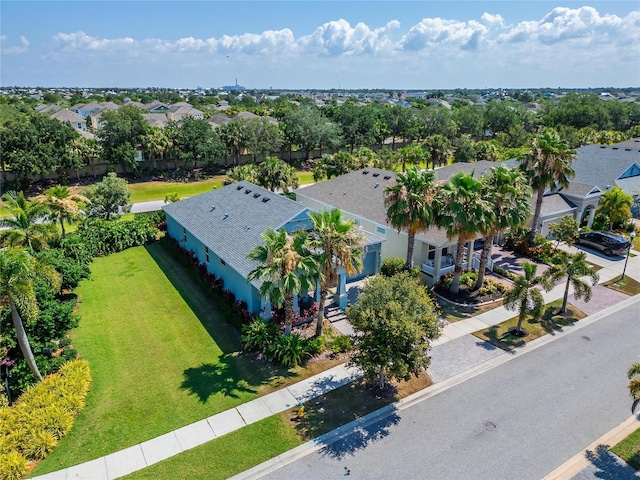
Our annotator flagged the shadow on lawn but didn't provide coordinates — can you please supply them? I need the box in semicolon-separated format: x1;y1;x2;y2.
583;444;639;480
144;241;295;391
180;355;257;403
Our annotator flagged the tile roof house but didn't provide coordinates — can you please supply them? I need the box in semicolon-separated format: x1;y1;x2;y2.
163;182;384;316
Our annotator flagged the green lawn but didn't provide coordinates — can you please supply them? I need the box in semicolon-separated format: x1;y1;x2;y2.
611;427;640;471
124;176;226;203
30;242;299;476
122;416;302;480
605;275;640;296
473;300;587;350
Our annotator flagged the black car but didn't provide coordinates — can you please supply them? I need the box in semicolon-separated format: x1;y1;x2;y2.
575;231;630;256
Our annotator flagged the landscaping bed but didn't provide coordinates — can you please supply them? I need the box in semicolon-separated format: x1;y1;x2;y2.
473;300;587;351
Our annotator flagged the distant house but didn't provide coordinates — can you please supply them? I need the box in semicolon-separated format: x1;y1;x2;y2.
143;113;169;128
163;182;383;315
49;109;87;131
167;104;204;121
143;101;170;113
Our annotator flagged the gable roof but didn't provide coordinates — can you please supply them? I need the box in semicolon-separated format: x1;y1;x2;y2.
49;109;85;124
143;113;169;128
163;183;310;285
571;143;640;191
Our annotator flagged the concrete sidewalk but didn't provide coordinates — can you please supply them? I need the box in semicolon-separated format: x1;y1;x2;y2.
31;248;640;480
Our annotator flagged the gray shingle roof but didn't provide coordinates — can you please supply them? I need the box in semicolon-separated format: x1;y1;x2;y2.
295;161;501;248
162;182;309;285
572;144;640;190
541;193;576;215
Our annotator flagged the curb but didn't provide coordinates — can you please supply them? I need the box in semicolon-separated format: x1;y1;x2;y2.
232;294;640;480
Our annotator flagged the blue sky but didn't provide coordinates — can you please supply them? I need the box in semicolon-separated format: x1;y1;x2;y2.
2;1;639;89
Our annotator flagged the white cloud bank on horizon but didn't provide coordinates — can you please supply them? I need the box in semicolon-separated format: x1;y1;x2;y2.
44;7;637;58
3;6;639;88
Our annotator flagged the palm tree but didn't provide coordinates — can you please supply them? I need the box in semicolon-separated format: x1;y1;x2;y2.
503;262;553;336
520;131;576;245
142;126;170;169
35;185;90;239
256;157;299;193
224;164;258;185
436;172;488;294
598;186;633;230
547;252;599;314
247;228;318;336
474;166;531;290
384;167;437;269
0;247;61;381
423;135;452;168
627;363;640;411
0;191;56;252
308;209;365;337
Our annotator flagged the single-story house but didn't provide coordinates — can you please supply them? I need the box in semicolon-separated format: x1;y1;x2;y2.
162;182;383;316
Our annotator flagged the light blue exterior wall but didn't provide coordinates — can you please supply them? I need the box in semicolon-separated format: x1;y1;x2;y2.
166;214;261;313
347;242;382;281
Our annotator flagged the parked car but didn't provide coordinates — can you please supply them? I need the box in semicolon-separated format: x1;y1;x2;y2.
575;231;630;256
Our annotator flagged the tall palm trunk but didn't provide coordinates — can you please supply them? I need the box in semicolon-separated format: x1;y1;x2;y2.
474;233;494;290
405;231;416;269
450;239;466;294
59;217;66;239
11;301;42;381
529;187;545;245
284;292;294;336
316;288;328;337
561;277;571;314
515;299;527;333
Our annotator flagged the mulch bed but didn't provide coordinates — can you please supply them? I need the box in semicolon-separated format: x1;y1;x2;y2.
433;285;504;305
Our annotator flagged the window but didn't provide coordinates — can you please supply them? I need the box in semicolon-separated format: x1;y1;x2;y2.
182;227;187;242
376;226;385;235
205;246;209;263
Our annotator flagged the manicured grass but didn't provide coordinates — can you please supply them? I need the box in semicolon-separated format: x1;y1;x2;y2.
125;176;226;203
122;416;303;480
437;297;504;323
611;427;640;471
473;300;587;351
30;242;297;476
605;275;640;296
296;170;315;185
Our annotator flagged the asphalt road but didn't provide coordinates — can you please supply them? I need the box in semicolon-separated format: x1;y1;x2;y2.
261;300;640;480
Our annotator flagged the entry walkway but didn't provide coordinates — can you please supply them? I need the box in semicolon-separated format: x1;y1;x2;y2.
31;249;640;480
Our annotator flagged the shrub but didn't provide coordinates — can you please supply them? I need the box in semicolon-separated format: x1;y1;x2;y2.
303;337;324;357
241;319;279;352
0;451;28;480
264;334;307;368
0;360;91;468
60;348;78;362
329;335;353;354
73;217;157;258
58;337;72;348
381;257;406;277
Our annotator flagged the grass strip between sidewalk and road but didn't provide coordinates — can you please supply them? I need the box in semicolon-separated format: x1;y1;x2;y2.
611;427;640;471
604;275;640;296
473;300;587;351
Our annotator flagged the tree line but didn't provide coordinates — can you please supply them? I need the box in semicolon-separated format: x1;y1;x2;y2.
1;92;639;187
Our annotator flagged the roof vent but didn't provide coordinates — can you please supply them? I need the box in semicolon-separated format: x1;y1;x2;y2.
600;146;606;149
612;147;618;150
262;197;270;203
372;173;380;177
223;213;229;219
363;170;369;175
210;206;216;211
375;183;380;188
244;189;252;194
383;175;391;180
236;185;244;190
625;148;631;151
253;193;261;198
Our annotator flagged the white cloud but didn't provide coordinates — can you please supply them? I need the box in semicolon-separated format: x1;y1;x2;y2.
399;18;490;52
299;19;399;56
53;31;134;52
1;35;29;55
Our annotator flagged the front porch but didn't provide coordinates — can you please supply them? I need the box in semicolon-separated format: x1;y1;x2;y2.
420;241;494;285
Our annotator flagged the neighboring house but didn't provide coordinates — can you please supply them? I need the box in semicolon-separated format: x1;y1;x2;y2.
167;104;204;121
208;114;232;128
35;104;62;114
295;161;579;286
49;108;88;131
143;113;169;128
143;100;170;113
163;182;383;316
